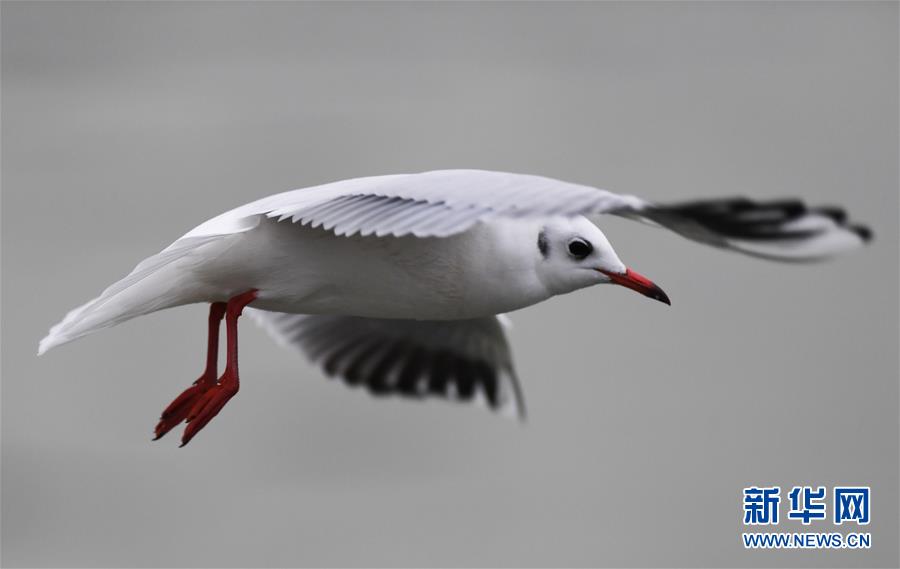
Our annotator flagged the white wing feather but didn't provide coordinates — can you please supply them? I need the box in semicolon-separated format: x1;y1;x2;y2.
182;170;646;240
177;169;869;262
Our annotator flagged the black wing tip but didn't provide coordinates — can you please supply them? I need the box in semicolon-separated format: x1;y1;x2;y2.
665;196;871;244
328;347;524;419
813;205;848;224
812;207;873;243
851;224;874;243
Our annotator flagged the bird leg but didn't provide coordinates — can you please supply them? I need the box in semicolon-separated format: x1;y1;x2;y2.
152;290;258;446
179;289;258;447
153;301;226;440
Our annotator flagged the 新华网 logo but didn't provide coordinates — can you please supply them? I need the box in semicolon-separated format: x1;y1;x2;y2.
741;485;871;549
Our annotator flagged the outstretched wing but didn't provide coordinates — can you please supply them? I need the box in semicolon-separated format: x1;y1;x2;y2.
183;170;640;240
247;310;526;419
621;197;872;262
182;169;871;261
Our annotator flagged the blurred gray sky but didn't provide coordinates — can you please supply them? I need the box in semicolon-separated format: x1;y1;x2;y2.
2;2;897;567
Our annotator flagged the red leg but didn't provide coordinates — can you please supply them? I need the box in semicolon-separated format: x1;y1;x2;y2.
180;289;258;447
154;302;227;440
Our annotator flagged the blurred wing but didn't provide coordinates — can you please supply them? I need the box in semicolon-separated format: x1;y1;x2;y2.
619;197;872;261
247;310;526;419
182;169;871;261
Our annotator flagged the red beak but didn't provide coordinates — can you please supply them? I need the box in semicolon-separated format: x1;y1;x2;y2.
599;267;671;305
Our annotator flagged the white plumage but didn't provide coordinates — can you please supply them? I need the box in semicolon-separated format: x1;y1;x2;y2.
37;169;871;444
182;169;645;240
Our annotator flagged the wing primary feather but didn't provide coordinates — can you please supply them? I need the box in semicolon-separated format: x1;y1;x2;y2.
292;195;360;228
359;199;423;236
339;196;406;237
325;195;388;235
371;201;437;237
246;311;526;420
320;195;383;232
385;202;454;236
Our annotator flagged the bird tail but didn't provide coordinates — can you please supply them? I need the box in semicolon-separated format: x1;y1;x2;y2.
38;236;221;355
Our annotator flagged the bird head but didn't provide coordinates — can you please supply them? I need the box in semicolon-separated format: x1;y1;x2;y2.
535;216;670;305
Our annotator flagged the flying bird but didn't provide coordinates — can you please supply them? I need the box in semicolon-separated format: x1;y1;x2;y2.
38;169;871;446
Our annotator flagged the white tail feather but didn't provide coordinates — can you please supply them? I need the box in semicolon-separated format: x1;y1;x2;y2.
38;236;221;355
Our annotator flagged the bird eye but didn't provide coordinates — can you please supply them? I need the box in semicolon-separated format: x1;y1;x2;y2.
567;238;593;259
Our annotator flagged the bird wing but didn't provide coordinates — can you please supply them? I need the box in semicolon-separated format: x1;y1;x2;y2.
618;197;872;262
181;169;871;261
181;169;635;240
246;309;526;419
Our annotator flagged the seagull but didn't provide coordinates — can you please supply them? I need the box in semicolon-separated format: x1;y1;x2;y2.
38;169;871;446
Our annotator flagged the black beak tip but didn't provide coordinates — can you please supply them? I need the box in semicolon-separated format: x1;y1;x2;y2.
653;288;671;306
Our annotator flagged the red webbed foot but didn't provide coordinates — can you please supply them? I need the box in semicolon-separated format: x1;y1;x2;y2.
153;373;217;440
180;372;239;447
153;291;256;447
152;301;227;442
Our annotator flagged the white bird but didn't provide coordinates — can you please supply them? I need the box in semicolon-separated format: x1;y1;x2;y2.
38;169;871;445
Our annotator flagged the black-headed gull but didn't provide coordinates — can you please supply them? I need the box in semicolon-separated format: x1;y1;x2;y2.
38;169;871;445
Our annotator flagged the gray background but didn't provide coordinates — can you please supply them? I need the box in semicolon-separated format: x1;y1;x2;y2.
2;2;897;567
